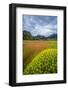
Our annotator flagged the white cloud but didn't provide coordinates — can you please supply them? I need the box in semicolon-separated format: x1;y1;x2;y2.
32;24;57;37
23;15;57;37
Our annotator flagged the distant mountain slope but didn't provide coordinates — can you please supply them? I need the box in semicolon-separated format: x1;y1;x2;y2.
47;34;57;39
23;30;57;40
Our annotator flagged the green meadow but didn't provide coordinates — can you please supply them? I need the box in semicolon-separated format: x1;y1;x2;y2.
23;40;57;75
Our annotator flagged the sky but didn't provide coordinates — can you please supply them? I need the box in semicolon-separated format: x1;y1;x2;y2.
23;15;57;37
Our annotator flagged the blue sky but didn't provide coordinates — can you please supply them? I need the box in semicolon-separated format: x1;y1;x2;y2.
23;15;57;37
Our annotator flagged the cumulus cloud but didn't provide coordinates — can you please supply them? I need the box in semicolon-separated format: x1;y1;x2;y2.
23;15;57;37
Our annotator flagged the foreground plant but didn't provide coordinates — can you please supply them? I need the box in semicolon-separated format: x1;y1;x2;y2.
24;49;57;75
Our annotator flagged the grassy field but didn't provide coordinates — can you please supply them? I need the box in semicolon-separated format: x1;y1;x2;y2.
23;40;57;75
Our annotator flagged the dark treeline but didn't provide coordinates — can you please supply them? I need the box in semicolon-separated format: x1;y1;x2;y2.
23;30;57;40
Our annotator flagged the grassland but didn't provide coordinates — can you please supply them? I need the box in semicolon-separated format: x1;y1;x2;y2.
23;40;57;75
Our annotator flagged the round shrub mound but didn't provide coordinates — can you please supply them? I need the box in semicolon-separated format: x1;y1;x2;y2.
24;49;57;75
